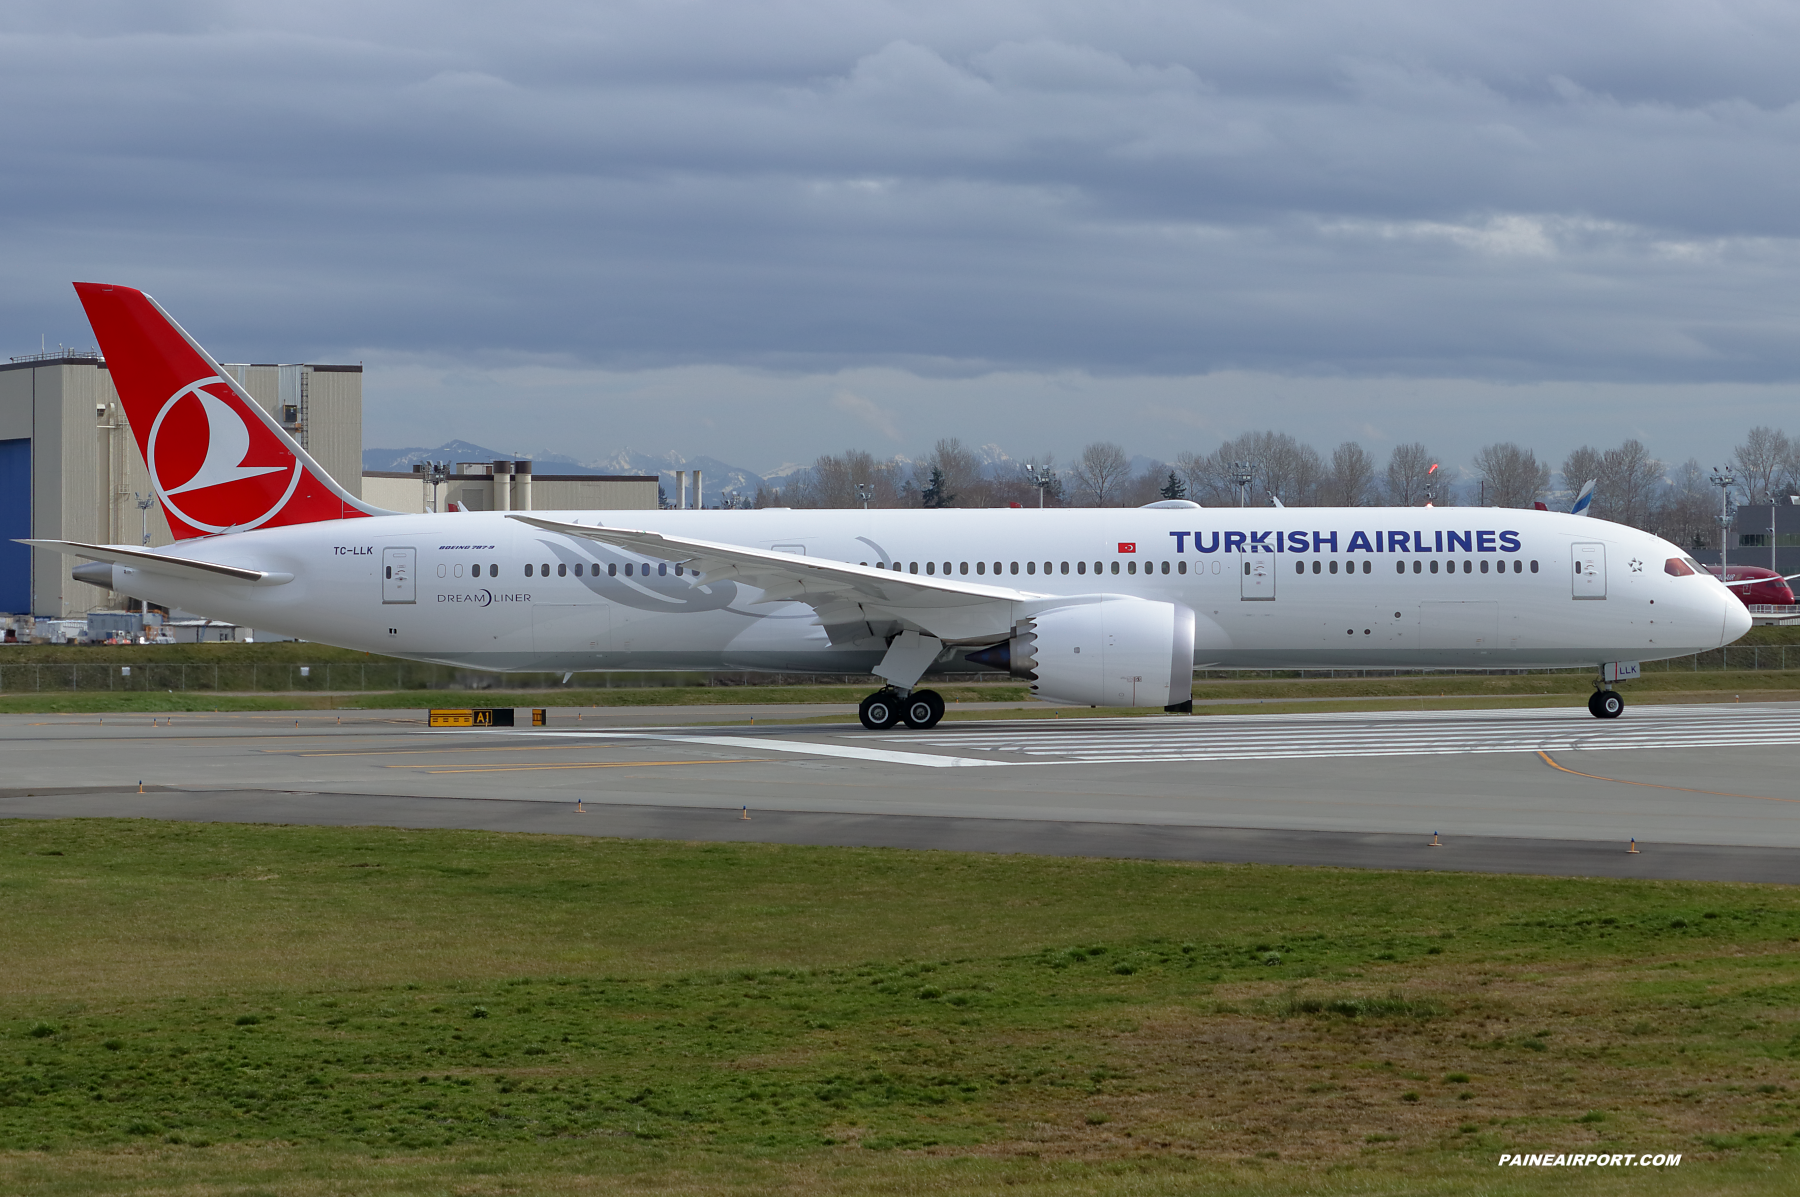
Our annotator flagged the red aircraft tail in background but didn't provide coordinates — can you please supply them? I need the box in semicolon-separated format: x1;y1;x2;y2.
72;282;390;540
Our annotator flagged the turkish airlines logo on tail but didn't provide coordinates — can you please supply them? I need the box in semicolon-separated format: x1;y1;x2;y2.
148;378;300;533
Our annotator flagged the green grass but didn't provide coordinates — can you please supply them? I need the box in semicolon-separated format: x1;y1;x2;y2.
1;819;1798;1194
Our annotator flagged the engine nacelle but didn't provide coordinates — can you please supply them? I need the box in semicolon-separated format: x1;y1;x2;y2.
965;599;1195;709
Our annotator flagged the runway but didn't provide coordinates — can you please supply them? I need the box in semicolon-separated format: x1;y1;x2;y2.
3;703;1798;883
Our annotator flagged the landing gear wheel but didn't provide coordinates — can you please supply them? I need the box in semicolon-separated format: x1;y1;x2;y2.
1588;690;1625;719
858;690;902;730
901;689;946;729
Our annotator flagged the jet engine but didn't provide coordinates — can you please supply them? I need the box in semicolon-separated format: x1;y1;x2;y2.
965;598;1195;709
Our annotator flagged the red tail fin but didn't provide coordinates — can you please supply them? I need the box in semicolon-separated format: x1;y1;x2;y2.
73;282;389;539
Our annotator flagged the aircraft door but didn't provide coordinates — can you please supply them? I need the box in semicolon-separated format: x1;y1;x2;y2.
1572;543;1606;600
382;548;416;604
1240;556;1276;601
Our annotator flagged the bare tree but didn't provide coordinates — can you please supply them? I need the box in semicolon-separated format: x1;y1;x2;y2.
1599;439;1663;529
1655;458;1718;553
1471;442;1551;508
1558;445;1602;512
1070;441;1132;506
1735;426;1790;505
1324;442;1375;506
1384;443;1437;506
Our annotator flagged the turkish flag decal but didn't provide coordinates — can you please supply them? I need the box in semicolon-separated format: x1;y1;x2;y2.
1117;542;1137;553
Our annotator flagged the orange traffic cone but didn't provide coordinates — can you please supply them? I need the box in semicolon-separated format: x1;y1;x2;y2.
1628;838;1640;854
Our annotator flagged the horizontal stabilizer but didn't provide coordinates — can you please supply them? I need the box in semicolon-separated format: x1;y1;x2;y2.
21;539;293;586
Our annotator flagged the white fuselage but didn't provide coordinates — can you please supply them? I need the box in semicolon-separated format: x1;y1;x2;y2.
108;506;1748;677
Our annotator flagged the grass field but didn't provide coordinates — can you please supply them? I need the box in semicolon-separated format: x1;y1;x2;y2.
1;819;1797;1194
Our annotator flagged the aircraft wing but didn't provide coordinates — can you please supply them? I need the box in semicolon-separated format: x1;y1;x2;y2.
21;539;294;586
506;514;1053;643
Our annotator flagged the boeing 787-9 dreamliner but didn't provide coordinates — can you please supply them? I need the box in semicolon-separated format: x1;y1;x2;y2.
26;283;1750;729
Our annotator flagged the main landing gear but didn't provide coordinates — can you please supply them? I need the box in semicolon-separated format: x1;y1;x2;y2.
858;688;945;730
1587;689;1625;719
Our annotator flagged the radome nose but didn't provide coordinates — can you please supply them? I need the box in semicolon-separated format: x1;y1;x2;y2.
1721;593;1752;646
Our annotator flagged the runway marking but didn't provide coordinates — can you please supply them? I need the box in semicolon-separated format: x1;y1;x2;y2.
875;704;1800;763
1536;750;1799;804
396;759;769;775
518;731;1012;769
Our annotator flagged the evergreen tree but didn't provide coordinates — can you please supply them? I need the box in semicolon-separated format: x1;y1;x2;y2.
921;465;955;508
1159;471;1186;500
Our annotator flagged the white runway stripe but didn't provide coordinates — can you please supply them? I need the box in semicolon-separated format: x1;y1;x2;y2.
872;704;1800;763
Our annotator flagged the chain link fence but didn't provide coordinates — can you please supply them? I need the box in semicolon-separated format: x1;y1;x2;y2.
0;649;1792;692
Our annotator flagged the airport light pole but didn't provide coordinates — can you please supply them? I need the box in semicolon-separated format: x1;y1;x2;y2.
1023;463;1054;508
1710;465;1737;580
856;482;872;510
1232;461;1254;508
416;460;452;513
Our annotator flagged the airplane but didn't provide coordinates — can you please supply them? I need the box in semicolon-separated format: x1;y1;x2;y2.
1708;565;1798;607
23;283;1751;729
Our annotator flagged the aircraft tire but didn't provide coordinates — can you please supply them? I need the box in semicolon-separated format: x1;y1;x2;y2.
902;689;945;729
1589;690;1625;720
859;691;903;730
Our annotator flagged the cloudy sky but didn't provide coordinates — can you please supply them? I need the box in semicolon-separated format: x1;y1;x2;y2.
6;0;1800;477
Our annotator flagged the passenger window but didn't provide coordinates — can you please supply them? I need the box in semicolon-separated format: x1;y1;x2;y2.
1010;562;1019;574
1178;561;1187;574
1530;560;1539;573
1413;561;1422;574
1312;560;1321;574
1111;561;1120;575
493;563;499;575
1044;562;1052;574
1362;561;1371;574
1430;560;1439;574
1095;561;1103;574
1077;561;1087;575
943;562;951;574
524;563;533;577
624;563;633;576
1026;561;1036;575
608;563;617;576
1295;561;1305;575
910;562;918;574
976;561;986;575
926;561;936;575
542;563;551;576
1480;559;1489;574
960;562;968;575
674;565;683;576
993;562;1002;575
1464;560;1472;573
1160;561;1169;575
1513;559;1522;572
558;563;568;577
1061;562;1070;574
1127;561;1137;575
1396;561;1405;574
659;563;668;576
1329;560;1338;575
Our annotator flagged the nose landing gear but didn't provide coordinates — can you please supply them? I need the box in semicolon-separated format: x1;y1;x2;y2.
858;688;944;730
1587;689;1625;719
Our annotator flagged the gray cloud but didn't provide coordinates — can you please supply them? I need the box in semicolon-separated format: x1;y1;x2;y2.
5;1;1800;469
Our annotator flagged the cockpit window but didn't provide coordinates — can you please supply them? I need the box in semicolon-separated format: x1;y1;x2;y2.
1664;557;1696;577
